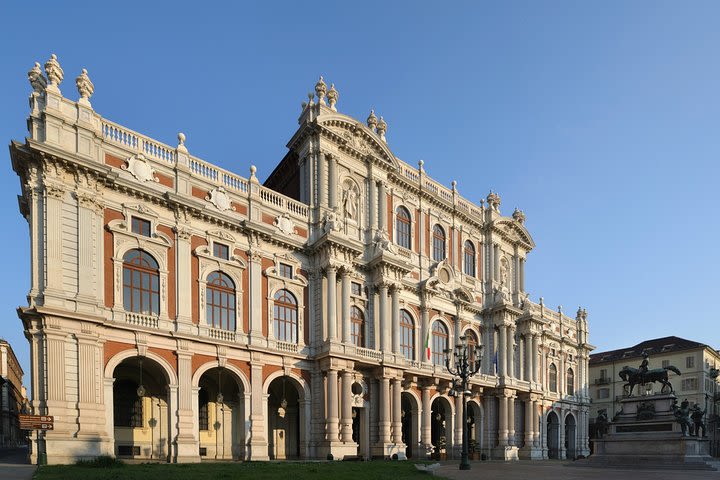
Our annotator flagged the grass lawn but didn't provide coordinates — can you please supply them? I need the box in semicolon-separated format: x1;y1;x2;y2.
34;460;432;480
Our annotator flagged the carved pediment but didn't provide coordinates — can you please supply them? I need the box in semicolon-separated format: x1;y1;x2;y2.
319;115;399;168
494;219;535;250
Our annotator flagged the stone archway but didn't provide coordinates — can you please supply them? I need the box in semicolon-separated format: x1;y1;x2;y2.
430;397;452;459
111;355;171;461
196;367;245;460
467;400;484;456
401;392;419;459
547;411;560;459
564;412;576;460
267;376;301;460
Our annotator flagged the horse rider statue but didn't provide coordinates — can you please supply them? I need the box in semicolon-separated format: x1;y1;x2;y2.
618;352;681;396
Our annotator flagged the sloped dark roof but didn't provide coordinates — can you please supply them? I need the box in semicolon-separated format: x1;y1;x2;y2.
589;336;708;365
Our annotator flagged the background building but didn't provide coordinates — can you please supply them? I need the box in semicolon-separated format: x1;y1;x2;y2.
0;338;26;447
10;55;593;464
588;336;720;455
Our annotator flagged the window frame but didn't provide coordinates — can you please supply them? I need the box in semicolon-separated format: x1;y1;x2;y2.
350;306;365;348
432;224;446;262
212;242;230;260
395;206;412;249
205;271;236;331
273;289;298;343
463;240;476;277
400;309;415;360
549;363;558;392
122;249;160;316
566;367;575;395
130;216;152;237
432;320;449;366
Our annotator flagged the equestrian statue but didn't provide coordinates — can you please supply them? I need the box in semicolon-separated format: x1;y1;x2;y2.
618;352;682;396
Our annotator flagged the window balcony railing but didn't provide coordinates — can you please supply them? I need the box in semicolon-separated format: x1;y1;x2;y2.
208;328;236;342
594;377;611;385
353;346;383;362
276;341;299;354
125;312;159;329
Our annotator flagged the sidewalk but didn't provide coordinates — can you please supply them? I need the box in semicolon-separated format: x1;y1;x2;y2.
0;447;36;480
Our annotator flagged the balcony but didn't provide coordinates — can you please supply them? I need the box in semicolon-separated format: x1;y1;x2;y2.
125;312;159;329
208;328;236;342
594;377;611;385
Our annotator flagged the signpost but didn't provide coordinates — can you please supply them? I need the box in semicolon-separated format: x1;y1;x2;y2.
19;415;53;465
19;414;54;430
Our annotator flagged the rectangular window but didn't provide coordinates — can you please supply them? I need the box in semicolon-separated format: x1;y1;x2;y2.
662;360;670;368
279;263;293;279
131;217;151;237
600;369;607;379
686;356;695;368
351;282;362;296
598;388;609;399
213;242;229;260
681;378;698;391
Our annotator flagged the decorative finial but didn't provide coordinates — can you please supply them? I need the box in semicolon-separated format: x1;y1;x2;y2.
418;159;425;173
44;54;64;88
377;116;387;142
327;83;338;111
576;307;583;320
558;305;563;314
512;207;525;224
307;92;315;107
75;68;94;104
250;165;257;179
539;296;544;306
486;190;501;212
177;132;187;153
451;180;457;192
367;109;378;130
28;62;47;94
315;76;327;105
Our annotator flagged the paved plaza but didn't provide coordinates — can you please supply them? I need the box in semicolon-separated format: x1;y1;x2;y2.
0;447;35;480
436;460;720;480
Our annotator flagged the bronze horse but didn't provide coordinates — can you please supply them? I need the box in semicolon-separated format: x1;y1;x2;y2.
618;365;681;395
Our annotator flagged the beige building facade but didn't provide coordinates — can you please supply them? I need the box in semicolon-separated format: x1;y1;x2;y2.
0;338;26;447
11;55;593;464
589;336;720;454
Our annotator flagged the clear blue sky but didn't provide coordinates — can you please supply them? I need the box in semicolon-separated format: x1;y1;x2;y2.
2;1;719;378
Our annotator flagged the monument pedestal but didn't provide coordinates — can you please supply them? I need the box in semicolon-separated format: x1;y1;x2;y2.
589;393;713;469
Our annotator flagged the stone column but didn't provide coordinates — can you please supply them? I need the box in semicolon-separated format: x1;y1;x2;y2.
368;176;376;230
248;251;264;343
498;393;508;446
524;398;533;447
174;229;193;332
328;154;337;210
493;244;500;282
175;351;198;461
379;377;391;444
519;258;525;292
454;394;463;454
378;284;389;352
524;335;532;382
391;285;400;354
558;410;566;459
326;370;339;442
249;364;268;460
327;266;337;342
318;152;327;208
420;306;429;364
340;371;354;442
44;185;65;298
507;394;515;446
421;386;432;453
507;326;515;378
391;379;403;444
378;182;387;230
531;335;539;383
341;270;351;344
533;400;540;447
497;325;507;376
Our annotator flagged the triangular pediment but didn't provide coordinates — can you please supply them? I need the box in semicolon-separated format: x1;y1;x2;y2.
494;219;535;250
318;114;399;169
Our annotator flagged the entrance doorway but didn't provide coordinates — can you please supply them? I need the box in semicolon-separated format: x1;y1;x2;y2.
547;411;559;459
267;376;300;460
564;413;576;459
430;397;452;458
401;393;418;458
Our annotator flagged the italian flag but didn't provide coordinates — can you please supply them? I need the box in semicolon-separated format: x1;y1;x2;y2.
425;327;432;361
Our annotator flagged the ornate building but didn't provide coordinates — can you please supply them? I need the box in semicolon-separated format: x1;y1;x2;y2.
0;338;26;447
10;55;593;464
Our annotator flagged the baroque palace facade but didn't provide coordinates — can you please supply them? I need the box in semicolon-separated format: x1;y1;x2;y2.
11;55;593;464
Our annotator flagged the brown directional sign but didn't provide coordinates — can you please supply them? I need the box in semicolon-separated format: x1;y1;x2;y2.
19;414;54;430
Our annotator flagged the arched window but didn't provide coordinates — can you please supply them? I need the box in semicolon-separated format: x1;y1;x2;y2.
396;206;411;249
432;321;449;366
400;310;415;360
350;306;365;347
113;380;143;427
465;330;480;365
463;240;476;277
549;363;558;392
122;249;159;315
198;388;209;431
273;289;298;343
206;272;236;331
566;367;575;395
432;225;446;262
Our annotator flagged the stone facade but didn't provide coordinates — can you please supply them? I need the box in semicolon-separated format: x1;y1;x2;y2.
10;56;593;464
0;339;26;447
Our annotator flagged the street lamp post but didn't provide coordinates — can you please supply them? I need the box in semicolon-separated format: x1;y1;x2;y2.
445;335;483;470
